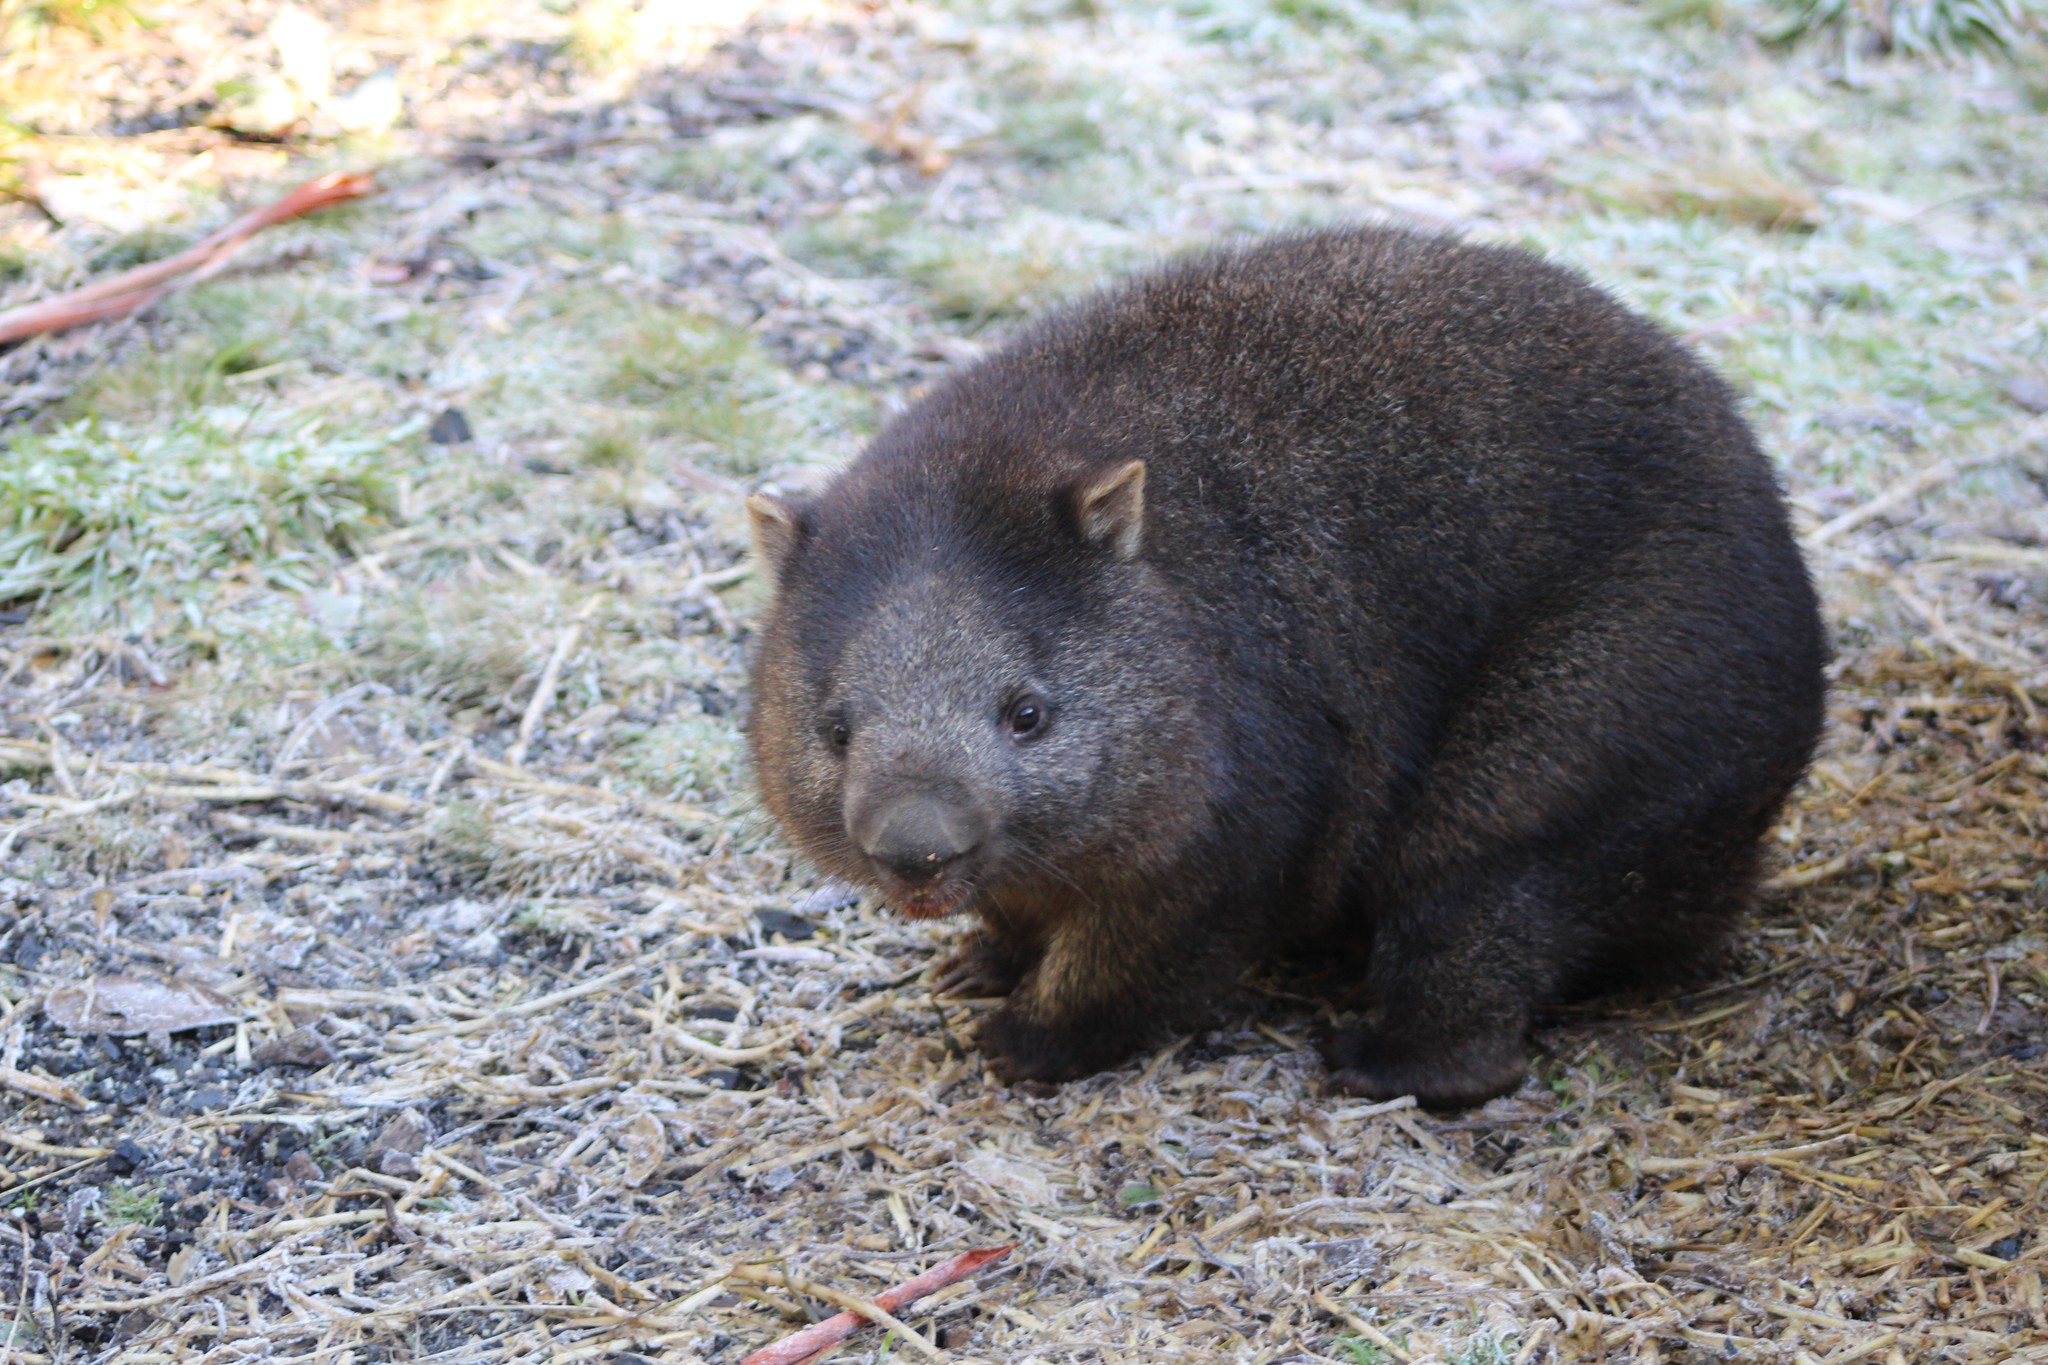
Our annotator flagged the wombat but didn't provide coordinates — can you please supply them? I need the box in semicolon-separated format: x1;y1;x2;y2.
745;226;1826;1108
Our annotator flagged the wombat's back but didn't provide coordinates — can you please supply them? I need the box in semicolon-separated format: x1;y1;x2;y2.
879;227;1821;829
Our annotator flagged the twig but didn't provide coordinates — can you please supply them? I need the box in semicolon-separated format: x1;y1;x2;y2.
211;813;414;848
0;738;428;822
465;754;714;826
0;172;377;344
0;994;87;1112
506;599;602;768
732;1265;944;1363
1763;852;1856;892
0;1153;106;1205
729;1130;871;1180
1846;560;2035;671
658;1023;795;1066
389;964;640;1040
0;785;144;861
58;1241;305;1315
1977;961;2001;1036
736;1245;1016;1365
1312;1288;1415;1363
1804;449;2013;547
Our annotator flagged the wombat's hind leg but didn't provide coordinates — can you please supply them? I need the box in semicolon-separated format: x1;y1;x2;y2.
978;1007;1147;1086
1321;871;1565;1109
1321;1017;1528;1110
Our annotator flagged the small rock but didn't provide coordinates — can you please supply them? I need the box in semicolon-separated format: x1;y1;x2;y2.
367;1108;431;1177
755;909;815;941
184;1086;234;1113
377;1149;420;1178
106;1138;150;1176
208;74;306;138
429;408;474;445
11;927;47;970
283;1150;324;1185
252;1027;336;1069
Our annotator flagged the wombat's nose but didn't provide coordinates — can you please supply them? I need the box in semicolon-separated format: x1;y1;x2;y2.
857;793;985;884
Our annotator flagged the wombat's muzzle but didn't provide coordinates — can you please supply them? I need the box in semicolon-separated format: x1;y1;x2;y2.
848;788;989;886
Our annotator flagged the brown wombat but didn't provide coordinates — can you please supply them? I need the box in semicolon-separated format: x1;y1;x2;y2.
744;226;1826;1108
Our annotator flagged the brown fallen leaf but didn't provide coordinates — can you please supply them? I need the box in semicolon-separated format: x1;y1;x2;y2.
619;1110;669;1188
44;976;243;1037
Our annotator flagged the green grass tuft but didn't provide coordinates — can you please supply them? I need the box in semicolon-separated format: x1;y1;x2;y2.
1330;1336;1390;1365
1768;0;2041;56
102;1180;163;1228
0;411;411;633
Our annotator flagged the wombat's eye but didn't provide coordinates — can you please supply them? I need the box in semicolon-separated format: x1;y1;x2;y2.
828;721;850;750
1005;695;1048;742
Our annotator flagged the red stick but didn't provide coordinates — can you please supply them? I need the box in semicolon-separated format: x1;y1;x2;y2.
0;170;376;344
739;1244;1016;1365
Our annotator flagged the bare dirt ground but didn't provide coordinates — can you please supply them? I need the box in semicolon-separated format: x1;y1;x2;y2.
1;2;2045;1362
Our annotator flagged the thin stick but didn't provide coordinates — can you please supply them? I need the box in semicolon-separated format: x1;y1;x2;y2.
1762;852;1855;892
737;1245;1015;1365
506;599;601;768
0;995;87;1112
1311;1288;1415;1363
734;1268;943;1363
0;172;376;343
1803;449;2012;548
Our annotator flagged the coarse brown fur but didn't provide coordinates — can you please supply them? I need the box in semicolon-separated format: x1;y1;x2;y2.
744;225;1828;1108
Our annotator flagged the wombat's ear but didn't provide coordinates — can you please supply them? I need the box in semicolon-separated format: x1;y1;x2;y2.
746;493;808;589
1073;460;1146;561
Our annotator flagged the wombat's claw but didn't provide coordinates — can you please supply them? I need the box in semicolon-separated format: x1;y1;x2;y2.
985;1053;1063;1097
931;934;1023;998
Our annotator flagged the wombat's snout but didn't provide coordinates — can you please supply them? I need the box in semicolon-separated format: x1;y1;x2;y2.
850;788;990;885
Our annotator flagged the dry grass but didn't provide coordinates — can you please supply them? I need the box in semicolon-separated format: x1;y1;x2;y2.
1;1;2044;1362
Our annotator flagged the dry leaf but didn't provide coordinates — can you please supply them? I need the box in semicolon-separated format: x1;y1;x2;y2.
619;1111;668;1188
45;976;242;1036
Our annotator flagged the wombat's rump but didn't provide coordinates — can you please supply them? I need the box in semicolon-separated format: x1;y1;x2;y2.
745;226;1826;1108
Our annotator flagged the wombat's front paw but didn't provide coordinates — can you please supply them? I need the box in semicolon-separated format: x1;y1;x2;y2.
1321;1024;1526;1110
931;932;1026;999
977;1006;1120;1087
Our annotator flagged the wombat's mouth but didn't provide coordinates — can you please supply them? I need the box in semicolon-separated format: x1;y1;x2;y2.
892;878;974;920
